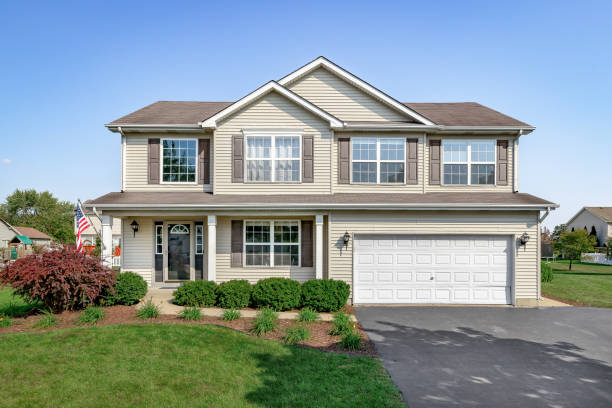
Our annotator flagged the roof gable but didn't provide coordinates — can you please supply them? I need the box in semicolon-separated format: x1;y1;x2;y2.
567;206;612;225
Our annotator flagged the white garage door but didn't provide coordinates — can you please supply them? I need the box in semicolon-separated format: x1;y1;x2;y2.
353;235;512;304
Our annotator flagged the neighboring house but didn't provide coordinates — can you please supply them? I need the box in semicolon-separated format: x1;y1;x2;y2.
74;209;122;265
0;217;20;249
86;57;557;306
13;227;53;246
567;207;612;247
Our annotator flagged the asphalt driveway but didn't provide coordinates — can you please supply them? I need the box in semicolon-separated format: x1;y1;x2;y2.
355;306;612;408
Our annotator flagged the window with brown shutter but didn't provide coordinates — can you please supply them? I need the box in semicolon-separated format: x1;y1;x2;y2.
406;138;418;184
231;220;243;267
338;138;350;184
301;220;313;267
232;135;244;183
429;139;441;185
496;140;508;185
148;138;160;184
302;135;314;183
198;139;210;185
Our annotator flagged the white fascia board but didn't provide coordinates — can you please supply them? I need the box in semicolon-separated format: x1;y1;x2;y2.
277;57;436;126
200;81;344;129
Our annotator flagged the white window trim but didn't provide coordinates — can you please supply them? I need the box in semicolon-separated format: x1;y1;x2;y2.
155;224;163;255
243;130;303;184
243;220;301;268
350;136;406;184
195;224;204;255
160;137;199;185
442;139;496;186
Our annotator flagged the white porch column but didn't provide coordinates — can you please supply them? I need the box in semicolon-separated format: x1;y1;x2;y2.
101;214;113;268
315;214;324;279
207;215;217;282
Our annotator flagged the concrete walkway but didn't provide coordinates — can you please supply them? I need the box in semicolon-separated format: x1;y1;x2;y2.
139;289;355;321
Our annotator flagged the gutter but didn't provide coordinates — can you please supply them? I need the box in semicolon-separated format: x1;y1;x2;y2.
539;206;554;223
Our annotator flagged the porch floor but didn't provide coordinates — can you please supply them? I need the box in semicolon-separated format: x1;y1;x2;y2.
140;288;357;321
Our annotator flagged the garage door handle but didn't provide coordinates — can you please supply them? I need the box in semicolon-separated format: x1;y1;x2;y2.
430;276;434;280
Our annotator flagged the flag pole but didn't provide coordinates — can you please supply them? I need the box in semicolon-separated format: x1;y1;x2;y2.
77;199;101;238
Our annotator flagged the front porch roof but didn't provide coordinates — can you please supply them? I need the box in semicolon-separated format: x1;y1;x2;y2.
85;192;557;211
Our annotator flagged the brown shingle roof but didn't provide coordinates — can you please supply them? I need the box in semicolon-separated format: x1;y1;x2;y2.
15;227;52;240
403;102;531;127
586;207;612;222
107;101;232;125
87;192;555;208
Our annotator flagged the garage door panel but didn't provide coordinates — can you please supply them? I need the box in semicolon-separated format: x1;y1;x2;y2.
354;234;512;304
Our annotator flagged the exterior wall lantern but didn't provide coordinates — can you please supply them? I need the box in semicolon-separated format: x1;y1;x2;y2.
130;220;140;238
519;232;530;247
343;231;351;248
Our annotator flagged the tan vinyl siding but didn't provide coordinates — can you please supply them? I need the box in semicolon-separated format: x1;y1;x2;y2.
287;67;410;122
214;92;332;194
327;210;539;301
425;136;515;192
121;216;153;285
124;134;212;192
215;215;315;283
331;132;425;193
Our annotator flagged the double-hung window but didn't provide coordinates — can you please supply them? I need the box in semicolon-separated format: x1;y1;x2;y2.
245;221;300;267
442;140;495;185
161;139;197;183
245;133;301;182
351;137;405;183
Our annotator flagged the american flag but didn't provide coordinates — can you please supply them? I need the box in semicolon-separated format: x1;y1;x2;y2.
75;203;92;252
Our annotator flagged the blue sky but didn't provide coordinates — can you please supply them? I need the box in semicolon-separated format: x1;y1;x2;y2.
1;0;610;229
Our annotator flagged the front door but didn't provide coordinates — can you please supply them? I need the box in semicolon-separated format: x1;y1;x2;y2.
167;224;191;281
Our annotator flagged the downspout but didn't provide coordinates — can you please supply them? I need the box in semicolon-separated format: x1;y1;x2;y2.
513;130;521;192
119;126;126;192
422;133;427;194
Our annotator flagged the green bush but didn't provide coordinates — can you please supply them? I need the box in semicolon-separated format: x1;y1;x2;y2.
541;261;554;283
223;309;241;321
137;299;160;319
173;281;217;307
301;279;350;312
0;314;12;328
283;325;311;345
105;272;147;306
180;307;202;320
251;308;278;335
216;280;252;309
298;307;319;323
77;306;105;325
340;329;362;350
252;278;301;311
34;310;56;328
329;311;352;336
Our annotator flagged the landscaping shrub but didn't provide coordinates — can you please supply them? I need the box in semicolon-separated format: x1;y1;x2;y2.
251;278;301;311
283;325;311;345
298;307;319;323
0;247;115;312
105;272;147;306
137;299;160;319
340;329;362;350
301;279;350;312
329;311;352;336
541;261;554;283
34;310;56;329
180;307;202;321
77;306;105;325
251;308;278;335
223;309;241;321
0;314;12;328
216;280;252;309
173;281;217;307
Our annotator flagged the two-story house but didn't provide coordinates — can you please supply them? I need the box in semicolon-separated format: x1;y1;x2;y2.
86;57;557;306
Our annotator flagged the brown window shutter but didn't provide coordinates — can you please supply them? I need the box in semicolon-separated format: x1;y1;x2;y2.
232;135;244;183
302;135;314;183
231;220;243;267
429;139;441;185
198;139;211;185
497;140;508;185
338;138;350;184
148;138;160;184
301;220;313;267
406;138;418;184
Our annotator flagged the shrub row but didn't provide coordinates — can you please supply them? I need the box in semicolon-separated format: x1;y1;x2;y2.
173;278;350;312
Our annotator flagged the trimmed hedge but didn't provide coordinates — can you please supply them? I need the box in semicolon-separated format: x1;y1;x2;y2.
252;278;301;311
105;272;147;306
173;281;217;307
301;279;350;312
216;280;252;309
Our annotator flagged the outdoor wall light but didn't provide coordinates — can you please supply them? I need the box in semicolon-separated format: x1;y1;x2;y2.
130;220;140;238
343;231;351;248
519;232;530;246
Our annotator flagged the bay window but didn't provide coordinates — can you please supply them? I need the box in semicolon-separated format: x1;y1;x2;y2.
245;221;300;267
245;133;301;182
442;140;495;185
351;137;405;183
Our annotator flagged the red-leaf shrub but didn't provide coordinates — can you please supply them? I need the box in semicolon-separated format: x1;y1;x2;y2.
0;247;116;312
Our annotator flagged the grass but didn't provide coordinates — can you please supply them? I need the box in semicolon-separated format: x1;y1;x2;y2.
283;325;311;345
542;260;612;308
0;315;12;328
0;324;403;407
0;287;41;317
251;308;277;335
77;306;105;325
297;307;319;323
179;307;202;321
137;299;160;319
223;309;240;321
33;310;57;329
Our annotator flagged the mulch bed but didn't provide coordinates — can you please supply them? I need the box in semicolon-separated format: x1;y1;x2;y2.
0;306;376;357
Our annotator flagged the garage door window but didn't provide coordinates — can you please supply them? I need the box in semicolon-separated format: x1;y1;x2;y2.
443;140;495;185
245;221;300;267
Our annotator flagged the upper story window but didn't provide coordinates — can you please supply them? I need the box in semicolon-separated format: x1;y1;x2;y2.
245;133;301;182
162;139;197;183
442;140;495;185
352;137;405;183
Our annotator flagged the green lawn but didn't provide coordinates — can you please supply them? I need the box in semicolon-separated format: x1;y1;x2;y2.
0;324;403;407
0;287;41;317
542;260;612;308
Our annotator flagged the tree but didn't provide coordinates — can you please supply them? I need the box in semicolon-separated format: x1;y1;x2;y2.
541;226;552;243
0;189;75;244
551;224;567;242
555;230;596;270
